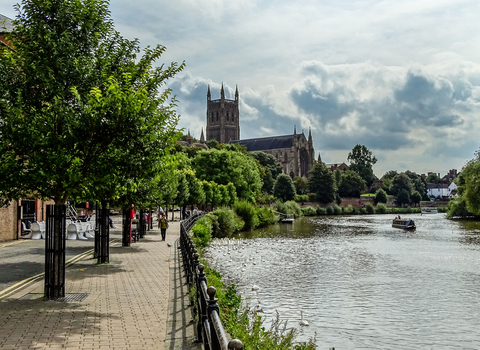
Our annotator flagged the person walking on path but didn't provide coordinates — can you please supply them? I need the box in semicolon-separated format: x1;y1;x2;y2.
159;213;169;241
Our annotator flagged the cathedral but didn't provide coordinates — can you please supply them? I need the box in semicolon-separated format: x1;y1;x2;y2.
206;85;317;178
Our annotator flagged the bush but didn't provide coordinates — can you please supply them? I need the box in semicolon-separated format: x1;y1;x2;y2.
285;200;303;217
375;203;387;214
316;206;327;215
191;216;213;247
344;204;354;214
326;206;334;215
294;194;309;203
365;203;375;214
209;209;244;238
333;205;342;215
375;188;388;204
234;200;260;230
308;193;317;202
301;206;316;216
359;207;367;214
256;206;278;227
273;200;288;216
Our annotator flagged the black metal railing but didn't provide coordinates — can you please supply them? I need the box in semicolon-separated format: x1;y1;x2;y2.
179;213;243;350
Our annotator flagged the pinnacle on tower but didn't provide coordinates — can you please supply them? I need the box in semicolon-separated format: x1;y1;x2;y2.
200;128;205;144
207;85;211;101
221;83;225;99
235;84;239;101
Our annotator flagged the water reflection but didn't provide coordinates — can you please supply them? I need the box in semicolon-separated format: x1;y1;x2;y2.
205;214;480;349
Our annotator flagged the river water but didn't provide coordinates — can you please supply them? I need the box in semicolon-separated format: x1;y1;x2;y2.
204;213;480;349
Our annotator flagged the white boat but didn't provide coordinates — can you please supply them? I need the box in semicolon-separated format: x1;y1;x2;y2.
421;207;438;214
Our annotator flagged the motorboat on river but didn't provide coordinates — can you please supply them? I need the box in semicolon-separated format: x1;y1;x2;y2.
392;218;416;230
421;206;438;214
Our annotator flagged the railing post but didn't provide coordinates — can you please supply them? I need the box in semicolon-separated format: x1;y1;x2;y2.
228;339;244;350
206;286;221;350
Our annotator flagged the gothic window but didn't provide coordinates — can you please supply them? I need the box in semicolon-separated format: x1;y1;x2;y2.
211;112;213;122
216;112;219;122
226;112;229;122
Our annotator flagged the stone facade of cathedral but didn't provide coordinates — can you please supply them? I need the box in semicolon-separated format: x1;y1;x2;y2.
206;85;317;178
206;84;240;143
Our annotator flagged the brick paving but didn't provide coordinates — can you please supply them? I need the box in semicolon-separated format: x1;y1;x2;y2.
0;221;201;350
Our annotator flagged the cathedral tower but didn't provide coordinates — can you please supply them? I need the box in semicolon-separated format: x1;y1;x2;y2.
206;84;240;143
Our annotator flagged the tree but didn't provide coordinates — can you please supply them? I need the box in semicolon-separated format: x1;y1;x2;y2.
426;173;441;183
307;162;336;204
347;144;377;187
192;149;262;202
273;174;296;202
250;151;283;179
396;188;411;207
458;151;480;215
337;170;366;198
0;0;183;298
375;188;388;204
294;176;308;195
390;173;413;197
410;190;422;207
0;0;184;206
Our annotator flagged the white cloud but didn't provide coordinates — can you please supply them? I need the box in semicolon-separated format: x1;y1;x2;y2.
2;0;480;176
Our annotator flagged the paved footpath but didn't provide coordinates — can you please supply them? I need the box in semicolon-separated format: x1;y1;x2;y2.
0;221;202;350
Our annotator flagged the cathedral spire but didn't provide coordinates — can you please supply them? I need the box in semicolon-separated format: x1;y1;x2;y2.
294;125;297;135
200;128;205;144
308;127;312;143
235;85;239;101
221;83;225;100
207;85;211;101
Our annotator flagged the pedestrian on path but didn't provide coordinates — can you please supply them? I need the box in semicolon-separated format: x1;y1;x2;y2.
159;213;169;241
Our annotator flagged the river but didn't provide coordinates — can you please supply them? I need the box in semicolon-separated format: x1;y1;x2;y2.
204;213;480;349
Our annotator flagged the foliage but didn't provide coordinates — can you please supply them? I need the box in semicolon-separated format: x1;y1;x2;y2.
375;203;387;214
390;173;413;197
365;203;375;214
307;162;336;204
294;176;309;195
333;205;342;215
0;0;183;206
410;191;422;206
256;206;279;226
250;151;283;194
208;209;244;238
337;170;366;198
185;169;205;208
285;201;303;217
302;206;317;216
273;174;296;202
316;206;327;215
308;193;317;202
374;188;388;204
447;198;476;218
426;173;441;183
458;152;480;215
325;206;334;215
347;144;377;187
191;217;212;247
396;188;411;207
294;194;309;203
234;200;260;230
192;149;262;202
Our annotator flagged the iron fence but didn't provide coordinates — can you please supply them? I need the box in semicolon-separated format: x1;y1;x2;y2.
179;213;243;350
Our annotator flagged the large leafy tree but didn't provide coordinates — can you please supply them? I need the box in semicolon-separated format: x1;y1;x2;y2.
273;174;296;202
0;0;184;206
458;150;480;215
192;149;262;202
307;162;336;204
337;170;366;198
347;144;377;187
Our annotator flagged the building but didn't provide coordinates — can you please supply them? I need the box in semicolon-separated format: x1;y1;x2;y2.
206;84;240;143
231;126;316;178
0;14;14;50
325;162;349;172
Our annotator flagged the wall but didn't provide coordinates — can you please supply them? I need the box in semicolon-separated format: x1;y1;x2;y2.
0;201;18;242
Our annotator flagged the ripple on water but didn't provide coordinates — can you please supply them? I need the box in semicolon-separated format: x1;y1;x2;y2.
208;214;480;349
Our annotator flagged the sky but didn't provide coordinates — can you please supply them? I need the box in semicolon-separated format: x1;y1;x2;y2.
2;0;480;177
